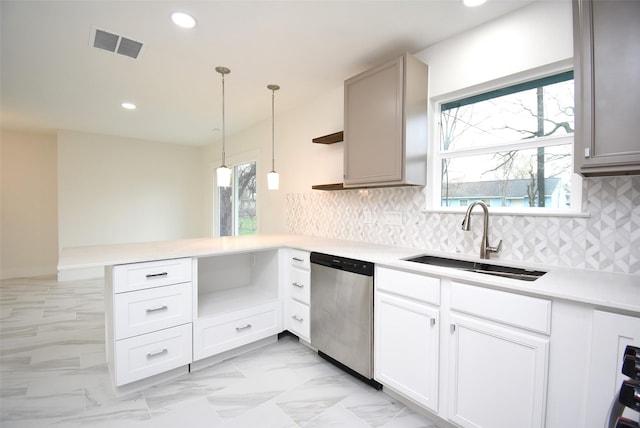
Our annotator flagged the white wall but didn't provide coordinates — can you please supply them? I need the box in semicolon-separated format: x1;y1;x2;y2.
204;85;345;235
58;130;205;249
1;130;59;279
417;0;574;99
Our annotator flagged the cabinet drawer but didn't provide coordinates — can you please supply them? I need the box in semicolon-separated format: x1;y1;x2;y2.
114;282;192;340
112;258;192;293
290;249;310;271
290;268;310;304
193;302;280;361
289;299;310;341
113;323;192;386
376;267;440;305
450;282;551;334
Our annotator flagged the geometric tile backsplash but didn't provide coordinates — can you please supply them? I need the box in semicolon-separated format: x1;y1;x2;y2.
287;175;640;275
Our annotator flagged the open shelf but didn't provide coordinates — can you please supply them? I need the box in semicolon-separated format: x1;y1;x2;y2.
195;249;280;319
312;131;343;144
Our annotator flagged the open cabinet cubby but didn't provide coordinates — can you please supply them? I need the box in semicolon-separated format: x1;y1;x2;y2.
195;250;280;318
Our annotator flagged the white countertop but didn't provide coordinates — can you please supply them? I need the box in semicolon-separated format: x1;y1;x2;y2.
58;234;640;314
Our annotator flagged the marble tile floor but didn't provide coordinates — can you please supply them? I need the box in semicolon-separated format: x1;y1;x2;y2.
0;275;441;428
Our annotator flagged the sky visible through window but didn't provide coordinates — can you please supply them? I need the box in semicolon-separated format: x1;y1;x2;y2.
439;75;574;209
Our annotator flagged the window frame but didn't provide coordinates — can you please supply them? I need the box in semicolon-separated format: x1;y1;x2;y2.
426;66;583;216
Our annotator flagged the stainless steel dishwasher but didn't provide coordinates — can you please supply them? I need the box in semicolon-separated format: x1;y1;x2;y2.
310;252;380;388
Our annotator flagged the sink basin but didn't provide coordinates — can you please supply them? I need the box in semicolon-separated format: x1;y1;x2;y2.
404;255;546;282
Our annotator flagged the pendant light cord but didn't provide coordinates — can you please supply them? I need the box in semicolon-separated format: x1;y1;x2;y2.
221;71;226;167
271;87;275;172
267;84;280;172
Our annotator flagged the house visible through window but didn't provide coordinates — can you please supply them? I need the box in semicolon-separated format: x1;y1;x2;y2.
438;71;575;210
218;161;256;236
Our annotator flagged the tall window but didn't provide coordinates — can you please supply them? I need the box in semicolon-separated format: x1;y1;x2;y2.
218;161;257;236
438;71;576;210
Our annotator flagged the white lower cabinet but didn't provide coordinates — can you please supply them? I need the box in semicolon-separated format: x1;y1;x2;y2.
106;258;193;388
193;250;282;362
285;249;311;342
375;291;439;412
374;267;441;411
448;314;549;428
374;268;551;428
192;301;280;360
114;323;192;386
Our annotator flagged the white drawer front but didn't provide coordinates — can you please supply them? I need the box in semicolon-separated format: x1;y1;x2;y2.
290;268;310;304
113;258;192;293
114;324;192;386
290;249;310;271
193;303;280;361
376;267;440;305
450;282;551;334
289;299;310;341
114;282;192;340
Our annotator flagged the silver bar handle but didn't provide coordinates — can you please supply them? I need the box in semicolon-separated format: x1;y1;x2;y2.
146;349;168;359
146;305;168;313
235;324;252;332
450;324;456;333
292;282;304;288
292;257;304;262
291;315;303;322
146;272;168;279
430;318;436;327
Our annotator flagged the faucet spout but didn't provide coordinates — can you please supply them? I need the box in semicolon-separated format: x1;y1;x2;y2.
461;201;502;259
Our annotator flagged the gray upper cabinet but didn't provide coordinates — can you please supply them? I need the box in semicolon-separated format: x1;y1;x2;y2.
573;0;640;176
343;54;428;187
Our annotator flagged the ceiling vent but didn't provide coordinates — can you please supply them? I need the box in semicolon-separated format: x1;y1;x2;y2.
92;28;143;59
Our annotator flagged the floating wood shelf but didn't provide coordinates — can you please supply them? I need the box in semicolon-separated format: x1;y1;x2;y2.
312;182;423;191
312;131;343;145
311;183;345;191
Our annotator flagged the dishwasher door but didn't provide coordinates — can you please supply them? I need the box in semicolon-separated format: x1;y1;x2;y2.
310;262;374;379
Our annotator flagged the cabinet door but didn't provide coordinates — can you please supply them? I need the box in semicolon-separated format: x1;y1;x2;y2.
344;56;404;185
574;0;640;175
375;291;439;412
448;314;549;428
585;310;640;428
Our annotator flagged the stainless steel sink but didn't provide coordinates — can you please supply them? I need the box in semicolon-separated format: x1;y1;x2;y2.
404;255;546;282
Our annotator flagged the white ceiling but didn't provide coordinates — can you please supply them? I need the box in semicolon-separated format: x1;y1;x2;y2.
1;0;534;146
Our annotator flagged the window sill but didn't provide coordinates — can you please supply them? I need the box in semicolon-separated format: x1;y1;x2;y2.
422;207;591;218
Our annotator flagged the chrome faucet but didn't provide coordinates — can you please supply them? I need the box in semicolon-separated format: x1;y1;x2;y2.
461;201;502;259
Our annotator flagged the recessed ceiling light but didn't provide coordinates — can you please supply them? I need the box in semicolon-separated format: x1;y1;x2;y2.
463;0;487;6
121;102;136;110
171;12;197;29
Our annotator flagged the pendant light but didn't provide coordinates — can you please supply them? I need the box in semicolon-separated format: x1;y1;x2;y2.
267;84;280;190
215;66;232;187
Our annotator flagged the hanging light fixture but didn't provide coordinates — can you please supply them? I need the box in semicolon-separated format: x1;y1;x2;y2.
215;66;232;187
267;84;280;190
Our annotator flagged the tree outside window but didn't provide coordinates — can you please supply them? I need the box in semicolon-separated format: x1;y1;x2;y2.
439;72;575;210
218;161;256;236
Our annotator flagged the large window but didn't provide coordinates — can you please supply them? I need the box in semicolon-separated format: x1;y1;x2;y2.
218;161;257;236
437;71;576;211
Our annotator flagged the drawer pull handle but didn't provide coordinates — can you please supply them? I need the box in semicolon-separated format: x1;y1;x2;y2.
430;318;436;327
292;257;304;262
450;324;456;333
146;272;168;279
292;282;304;288
146;349;168;359
291;315;304;322
146;305;168;313
235;324;252;332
